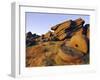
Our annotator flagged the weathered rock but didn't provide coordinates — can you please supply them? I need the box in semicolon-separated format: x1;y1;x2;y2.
26;38;37;47
52;18;84;33
82;24;90;38
44;31;53;41
54;46;85;65
32;33;40;39
66;34;88;54
54;20;72;34
65;25;83;38
57;33;67;40
26;18;89;67
74;27;83;35
51;24;59;30
26;32;40;47
74;18;85;26
56;25;83;40
61;45;84;57
51;20;72;31
87;28;89;39
26;32;33;38
50;18;85;40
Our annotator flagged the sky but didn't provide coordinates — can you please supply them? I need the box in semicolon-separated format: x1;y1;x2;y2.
26;12;89;35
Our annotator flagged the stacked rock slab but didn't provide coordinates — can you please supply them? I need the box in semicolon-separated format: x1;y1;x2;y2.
51;18;85;40
44;31;52;39
44;31;53;40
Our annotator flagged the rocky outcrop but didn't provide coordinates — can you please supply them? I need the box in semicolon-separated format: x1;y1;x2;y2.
26;18;89;46
51;18;85;40
26;18;90;67
26;32;40;47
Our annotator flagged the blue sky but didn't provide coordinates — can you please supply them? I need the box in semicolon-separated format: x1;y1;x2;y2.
26;12;89;35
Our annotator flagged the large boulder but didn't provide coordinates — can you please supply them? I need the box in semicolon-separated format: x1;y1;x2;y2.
53;20;72;34
50;18;85;40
